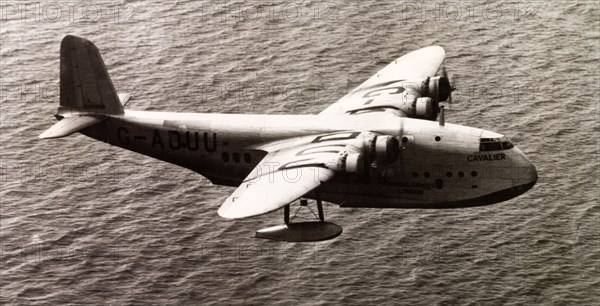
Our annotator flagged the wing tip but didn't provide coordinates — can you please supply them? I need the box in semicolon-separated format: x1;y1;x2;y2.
217;205;268;220
422;45;445;57
217;197;270;220
217;205;237;219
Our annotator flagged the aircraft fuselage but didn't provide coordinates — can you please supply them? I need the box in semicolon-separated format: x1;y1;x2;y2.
79;110;537;209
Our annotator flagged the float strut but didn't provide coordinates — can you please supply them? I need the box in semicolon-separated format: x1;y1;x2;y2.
317;199;324;222
284;204;290;225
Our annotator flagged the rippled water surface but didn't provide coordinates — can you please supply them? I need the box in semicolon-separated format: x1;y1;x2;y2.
1;1;598;305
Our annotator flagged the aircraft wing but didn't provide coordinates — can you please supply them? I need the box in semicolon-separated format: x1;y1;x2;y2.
320;46;445;116
218;165;335;219
218;132;368;219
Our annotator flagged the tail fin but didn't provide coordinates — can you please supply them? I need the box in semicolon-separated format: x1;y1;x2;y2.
59;35;123;115
40;36;122;139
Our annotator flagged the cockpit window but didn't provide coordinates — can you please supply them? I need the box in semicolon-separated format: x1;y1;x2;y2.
501;137;514;150
480;137;514;151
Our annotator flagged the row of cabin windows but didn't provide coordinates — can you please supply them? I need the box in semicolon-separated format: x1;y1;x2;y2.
412;171;478;178
222;152;252;163
412;135;514;151
411;171;479;190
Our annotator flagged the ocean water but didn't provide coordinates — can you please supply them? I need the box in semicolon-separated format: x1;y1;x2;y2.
0;0;598;304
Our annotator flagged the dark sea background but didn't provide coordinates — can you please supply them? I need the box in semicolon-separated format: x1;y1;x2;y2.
1;1;598;305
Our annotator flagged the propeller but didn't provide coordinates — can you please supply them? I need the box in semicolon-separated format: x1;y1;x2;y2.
435;66;457;124
440;66;457;108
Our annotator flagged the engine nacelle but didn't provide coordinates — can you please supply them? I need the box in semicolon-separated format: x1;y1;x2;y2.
324;135;399;178
415;97;434;118
344;153;366;174
422;76;451;102
373;135;400;165
397;77;451;120
326;152;366;175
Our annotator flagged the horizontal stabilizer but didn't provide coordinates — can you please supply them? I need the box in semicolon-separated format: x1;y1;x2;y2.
39;116;104;139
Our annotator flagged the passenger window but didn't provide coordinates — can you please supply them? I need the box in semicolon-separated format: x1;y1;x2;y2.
233;153;241;163
221;152;229;163
244;153;252;163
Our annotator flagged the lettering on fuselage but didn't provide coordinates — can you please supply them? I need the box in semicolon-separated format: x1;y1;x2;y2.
396;181;435;195
117;127;217;152
398;188;424;195
467;153;506;162
398;181;435;190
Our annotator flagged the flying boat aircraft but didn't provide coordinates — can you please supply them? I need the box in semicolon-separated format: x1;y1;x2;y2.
41;36;537;241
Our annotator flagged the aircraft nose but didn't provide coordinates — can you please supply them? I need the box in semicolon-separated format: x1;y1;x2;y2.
526;162;538;186
516;148;537;189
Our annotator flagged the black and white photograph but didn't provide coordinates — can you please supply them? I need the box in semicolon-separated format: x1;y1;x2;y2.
0;0;598;304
